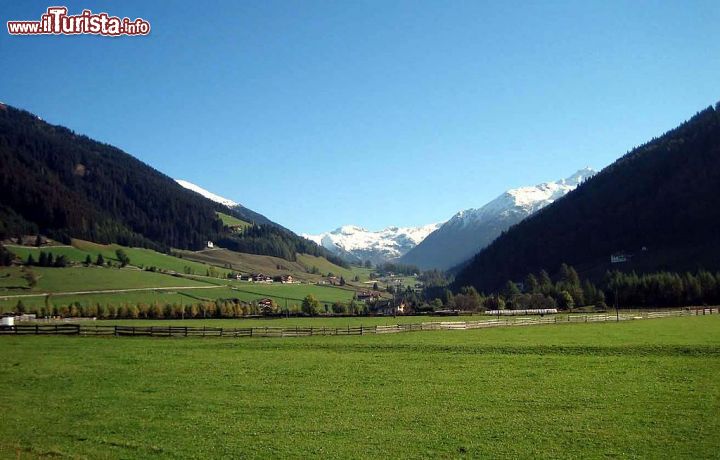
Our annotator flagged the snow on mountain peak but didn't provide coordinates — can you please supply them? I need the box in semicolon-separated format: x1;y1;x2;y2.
338;225;367;234
302;223;441;263
561;167;595;186
449;168;595;225
175;179;237;207
400;167;596;270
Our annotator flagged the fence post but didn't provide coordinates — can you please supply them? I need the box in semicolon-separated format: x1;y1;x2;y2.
35;324;39;335
114;325;118;337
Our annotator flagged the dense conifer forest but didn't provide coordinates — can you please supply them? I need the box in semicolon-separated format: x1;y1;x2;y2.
0;105;346;266
454;103;720;292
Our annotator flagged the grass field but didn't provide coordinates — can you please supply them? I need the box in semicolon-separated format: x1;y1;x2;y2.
0;266;211;294
0;266;217;310
82;314;494;328
1;316;718;458
0;265;358;311
295;254;370;281
216;211;251;229
7;239;233;277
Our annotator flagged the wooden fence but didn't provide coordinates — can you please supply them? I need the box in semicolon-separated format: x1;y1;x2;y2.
0;308;715;339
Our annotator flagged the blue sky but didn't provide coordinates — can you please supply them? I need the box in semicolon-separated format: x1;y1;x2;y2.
2;1;719;234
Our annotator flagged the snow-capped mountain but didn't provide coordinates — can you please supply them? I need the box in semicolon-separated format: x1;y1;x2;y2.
175;179;283;229
400;168;595;270
303;223;441;264
176;179;237;207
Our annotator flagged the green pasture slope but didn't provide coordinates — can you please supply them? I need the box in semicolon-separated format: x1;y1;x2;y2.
216;211;250;229
0;266;210;293
7;239;233;276
1;316;718;458
0;265;356;311
0;266;215;310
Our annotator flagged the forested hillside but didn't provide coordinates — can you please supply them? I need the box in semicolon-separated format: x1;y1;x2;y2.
0;104;346;266
454;102;720;292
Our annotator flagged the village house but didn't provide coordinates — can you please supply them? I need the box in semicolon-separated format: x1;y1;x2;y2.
257;298;276;315
357;290;380;301
252;273;273;283
380;302;405;316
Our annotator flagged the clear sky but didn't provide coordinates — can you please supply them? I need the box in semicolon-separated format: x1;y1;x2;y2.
2;1;719;234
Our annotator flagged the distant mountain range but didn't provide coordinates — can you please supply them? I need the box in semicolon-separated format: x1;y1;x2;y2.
305;168;594;269
302;223;440;265
400;168;595;270
454;102;720;292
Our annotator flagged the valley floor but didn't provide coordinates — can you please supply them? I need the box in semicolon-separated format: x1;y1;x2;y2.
1;316;718;458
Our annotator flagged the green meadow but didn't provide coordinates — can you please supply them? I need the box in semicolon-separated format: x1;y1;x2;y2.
0;265;357;311
0;266;210;293
83;314;491;328
216;211;251;229
7;239;234;277
1;316;718;458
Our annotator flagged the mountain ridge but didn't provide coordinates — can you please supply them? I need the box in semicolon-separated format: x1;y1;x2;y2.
0;104;342;265
303;223;441;264
453;102;720;292
399;167;595;270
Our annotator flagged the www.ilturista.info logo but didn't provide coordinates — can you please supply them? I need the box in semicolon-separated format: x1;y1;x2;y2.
7;7;150;36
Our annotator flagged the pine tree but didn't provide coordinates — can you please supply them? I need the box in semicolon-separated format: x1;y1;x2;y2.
524;273;539;293
502;280;520;299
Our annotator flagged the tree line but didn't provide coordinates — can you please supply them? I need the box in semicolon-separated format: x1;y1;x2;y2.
403;263;720;313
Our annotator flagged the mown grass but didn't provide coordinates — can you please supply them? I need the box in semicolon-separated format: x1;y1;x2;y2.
83;314;493;328
216;211;251;229
8;239;233;277
294;255;377;284
0;316;718;458
0;266;359;311
0;267;216;310
0;266;211;293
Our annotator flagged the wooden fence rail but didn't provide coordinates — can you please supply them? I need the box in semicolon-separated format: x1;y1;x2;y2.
0;308;714;339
